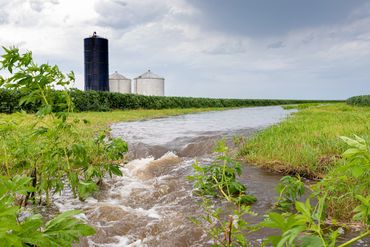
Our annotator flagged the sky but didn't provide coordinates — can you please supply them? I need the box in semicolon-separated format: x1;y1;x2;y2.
0;0;369;100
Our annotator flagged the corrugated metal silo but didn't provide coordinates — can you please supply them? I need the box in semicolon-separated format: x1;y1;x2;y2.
135;70;165;96
84;32;109;91
109;71;131;94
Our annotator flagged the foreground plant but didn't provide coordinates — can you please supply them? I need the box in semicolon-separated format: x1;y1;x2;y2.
314;135;370;222
190;199;257;247
275;175;305;211
0;46;128;245
0;47;127;202
191;136;370;246
188;140;257;246
188;140;256;204
263;196;369;247
262;135;370;247
0;175;95;246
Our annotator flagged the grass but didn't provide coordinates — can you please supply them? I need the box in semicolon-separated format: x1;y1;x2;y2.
239;103;370;179
281;102;329;110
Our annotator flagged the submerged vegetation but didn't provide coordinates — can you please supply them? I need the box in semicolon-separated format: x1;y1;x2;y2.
188;141;258;246
188;141;256;204
190;138;369;246
188;102;369;245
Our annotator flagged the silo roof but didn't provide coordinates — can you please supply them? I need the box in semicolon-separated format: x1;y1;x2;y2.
135;70;164;79
109;71;130;80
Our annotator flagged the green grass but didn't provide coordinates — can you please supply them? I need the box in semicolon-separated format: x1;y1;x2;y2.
239;103;370;178
282;102;329;110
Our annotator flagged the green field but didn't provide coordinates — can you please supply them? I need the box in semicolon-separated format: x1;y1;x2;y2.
239;103;370;178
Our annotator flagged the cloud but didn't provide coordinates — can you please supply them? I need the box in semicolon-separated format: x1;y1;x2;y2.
267;41;285;49
0;0;369;99
94;0;169;29
93;0;196;32
203;39;248;54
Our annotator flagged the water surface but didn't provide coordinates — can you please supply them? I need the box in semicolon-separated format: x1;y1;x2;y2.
53;106;367;246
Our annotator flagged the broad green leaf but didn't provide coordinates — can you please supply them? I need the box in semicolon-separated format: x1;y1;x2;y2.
299;235;323;247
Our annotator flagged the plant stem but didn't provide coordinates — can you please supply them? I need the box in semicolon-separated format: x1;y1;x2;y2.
337;230;370;247
227;215;233;246
37;83;49;106
2;143;10;176
213;176;230;201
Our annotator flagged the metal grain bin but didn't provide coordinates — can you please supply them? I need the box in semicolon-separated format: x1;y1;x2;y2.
134;70;164;96
84;32;109;91
109;71;131;94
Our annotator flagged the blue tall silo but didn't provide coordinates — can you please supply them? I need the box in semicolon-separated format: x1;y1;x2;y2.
84;32;109;91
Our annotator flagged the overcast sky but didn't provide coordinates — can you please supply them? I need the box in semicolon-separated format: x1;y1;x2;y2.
0;0;369;99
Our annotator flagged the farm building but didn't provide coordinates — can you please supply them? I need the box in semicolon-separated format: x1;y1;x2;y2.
134;70;165;96
84;32;109;91
84;33;165;95
109;71;131;94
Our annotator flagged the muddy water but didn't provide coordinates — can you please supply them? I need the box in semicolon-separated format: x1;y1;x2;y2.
53;106;366;246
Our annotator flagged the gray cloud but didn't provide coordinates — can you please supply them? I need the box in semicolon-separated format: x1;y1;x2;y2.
267;41;285;49
29;0;45;12
203;40;247;54
188;0;369;37
94;0;170;30
29;0;59;12
112;0;127;7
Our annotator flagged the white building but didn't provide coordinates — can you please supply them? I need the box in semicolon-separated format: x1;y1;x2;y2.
134;70;165;96
109;71;131;94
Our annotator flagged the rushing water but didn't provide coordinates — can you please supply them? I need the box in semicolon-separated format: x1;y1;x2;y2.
52;106;367;246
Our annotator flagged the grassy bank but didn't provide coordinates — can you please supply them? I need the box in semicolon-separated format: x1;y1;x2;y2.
239;103;369;178
239;103;370;222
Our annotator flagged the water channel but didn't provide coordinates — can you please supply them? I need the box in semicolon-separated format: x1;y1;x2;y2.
52;106;367;246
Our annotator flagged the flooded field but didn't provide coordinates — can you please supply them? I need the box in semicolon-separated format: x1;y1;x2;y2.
51;106;367;246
